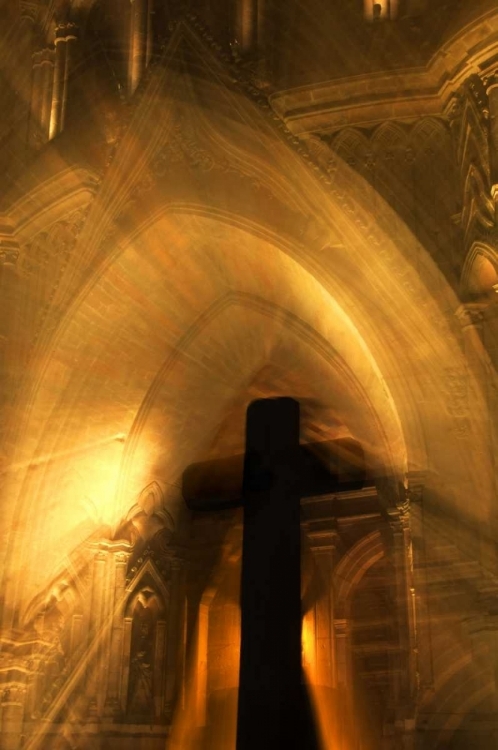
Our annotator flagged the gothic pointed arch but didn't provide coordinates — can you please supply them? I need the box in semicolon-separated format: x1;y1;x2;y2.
461;241;498;298
334;530;386;620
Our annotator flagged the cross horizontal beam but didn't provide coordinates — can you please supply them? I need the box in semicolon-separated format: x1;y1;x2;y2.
183;437;365;512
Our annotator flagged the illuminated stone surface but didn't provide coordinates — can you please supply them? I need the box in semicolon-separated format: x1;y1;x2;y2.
0;2;498;749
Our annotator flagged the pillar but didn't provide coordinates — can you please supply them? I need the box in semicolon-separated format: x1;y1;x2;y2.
25;655;44;720
456;302;498;567
30;48;55;146
0;236;21;634
29;51;43;146
333;618;354;750
195;598;210;730
387;498;419;744
120;616;133;713
104;546;131;717
154;619;167;720
39;49;55;138
86;546;108;718
0;684;27;750
388;502;414;701
128;0;153;96
13;6;38;145
164;558;183;720
0;235;20;468
49;23;78;140
233;0;268;59
406;473;433;693
0;236;20;372
236;0;258;54
311;535;337;689
146;0;154;68
309;529;339;748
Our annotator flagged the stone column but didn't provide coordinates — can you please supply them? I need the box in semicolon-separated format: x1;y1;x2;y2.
128;0;148;96
104;545;131;717
49;23;78;140
456;303;498;565
0;683;27;750
30;48;55;145
154;619;167;720
309;529;338;748
13;6;37;146
195;598;210;730
39;49;55;138
406;473;433;694
164;558;183;720
178;593;188;712
388;500;417;701
333;618;353;750
387;499;419;748
29;51;43;146
120;616;133;713
146;0;154;68
311;535;337;689
0;236;20;424
49;26;66;139
60;24;78;133
25;653;44;720
86;546;108;718
235;0;258;54
69;613;83;657
456;303;492;381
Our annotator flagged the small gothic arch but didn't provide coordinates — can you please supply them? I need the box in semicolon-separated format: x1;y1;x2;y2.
456;98;490;175
117;481;176;545
22;571;87;658
20;573;88;722
334;530;386;620
410;117;449;153
371;120;407;154
461;241;498;299
121;558;170;721
137;481;175;527
461;165;495;241
23;576;79;627
331;127;370;171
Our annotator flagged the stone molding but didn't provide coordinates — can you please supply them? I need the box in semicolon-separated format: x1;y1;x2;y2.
269;9;498;135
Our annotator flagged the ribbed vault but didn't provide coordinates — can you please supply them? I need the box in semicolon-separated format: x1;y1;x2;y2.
1;25;493;626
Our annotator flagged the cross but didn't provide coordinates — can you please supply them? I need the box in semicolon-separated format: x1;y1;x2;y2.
182;397;365;750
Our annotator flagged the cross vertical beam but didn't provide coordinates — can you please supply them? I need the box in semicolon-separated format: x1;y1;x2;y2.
182;396;366;749
236;397;312;750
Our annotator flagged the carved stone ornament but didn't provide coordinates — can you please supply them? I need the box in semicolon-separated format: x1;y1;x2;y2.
483;70;498;97
468;75;490;123
455;302;488;329
0;240;20;266
19;1;39;23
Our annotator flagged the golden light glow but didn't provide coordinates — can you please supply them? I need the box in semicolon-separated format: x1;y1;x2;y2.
2;3;497;748
364;0;398;21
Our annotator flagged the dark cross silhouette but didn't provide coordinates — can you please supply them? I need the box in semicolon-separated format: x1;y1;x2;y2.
182;397;365;750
